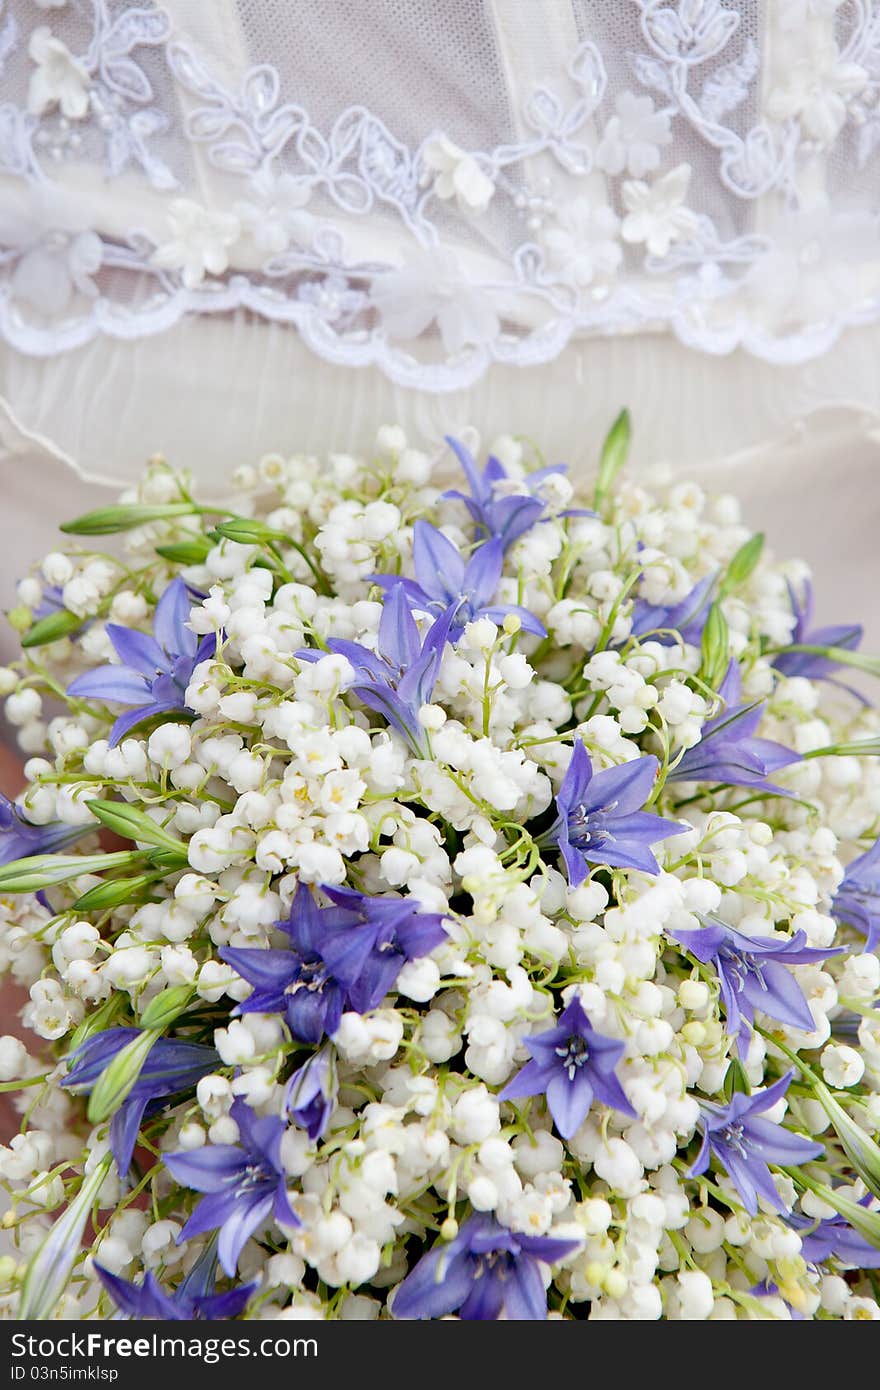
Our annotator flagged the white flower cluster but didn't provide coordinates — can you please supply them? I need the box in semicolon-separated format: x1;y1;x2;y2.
1;422;880;1321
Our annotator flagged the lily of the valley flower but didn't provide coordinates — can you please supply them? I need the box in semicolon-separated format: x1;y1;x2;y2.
31;583;67;622
668;660;801;793
164;1099;300;1277
748;1279;806;1318
551;740;685;885
692;1071;823;1214
500;997;634;1137
67;577;215;745
371;521;546;640
392;1215;581;1320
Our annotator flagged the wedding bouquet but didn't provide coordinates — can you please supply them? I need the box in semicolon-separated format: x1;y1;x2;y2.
2;416;880;1321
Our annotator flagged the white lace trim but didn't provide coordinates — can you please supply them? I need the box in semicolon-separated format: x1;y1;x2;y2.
1;0;880;387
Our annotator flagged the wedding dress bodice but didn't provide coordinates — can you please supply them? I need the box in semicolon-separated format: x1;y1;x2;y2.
3;0;880;383
1;0;880;657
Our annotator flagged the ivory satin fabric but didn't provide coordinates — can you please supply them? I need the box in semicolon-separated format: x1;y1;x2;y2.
2;314;879;665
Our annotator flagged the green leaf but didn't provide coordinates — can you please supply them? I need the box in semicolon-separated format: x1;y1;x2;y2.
211;518;331;594
593;409;631;511
699;602;730;690
766;1033;880;1201
139;985;194;1031
781;645;880;678
722;1057;751;1102
21;608;83;648
60;503;200;536
19;1157;112;1319
87;800;188;858
0;851;143;895
719;533;764;597
83;1028;162;1124
212;518;288;546
803;738;880;759
154;538;212;565
148;846;189;871
68;994;127;1053
810;1079;880;1201
71;872;164;912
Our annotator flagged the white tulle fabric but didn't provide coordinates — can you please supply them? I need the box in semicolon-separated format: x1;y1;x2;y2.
2;0;880;376
1;0;880;651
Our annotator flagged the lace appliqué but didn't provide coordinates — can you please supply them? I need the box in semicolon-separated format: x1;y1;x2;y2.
0;0;879;387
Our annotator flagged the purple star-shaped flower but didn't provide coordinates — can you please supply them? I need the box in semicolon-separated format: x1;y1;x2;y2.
668;661;801;794
0;793;87;867
62;1027;219;1174
670;917;841;1055
392;1214;581;1320
551;740;685;886
442;435;569;550
773;579;865;699
284;1044;337;1142
371;521;546;640
67;577;215;746
692;1071;823;1215
219;883;351;1044
499;998;634;1138
297;584;454;755
832;836;880;952
164;1098;300;1277
317;884;447;1015
96;1241;256;1320
787;1205;880;1269
221;882;446;1042
629;572;715;647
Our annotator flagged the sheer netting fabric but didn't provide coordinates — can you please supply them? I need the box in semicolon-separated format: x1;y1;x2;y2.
1;0;880;382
